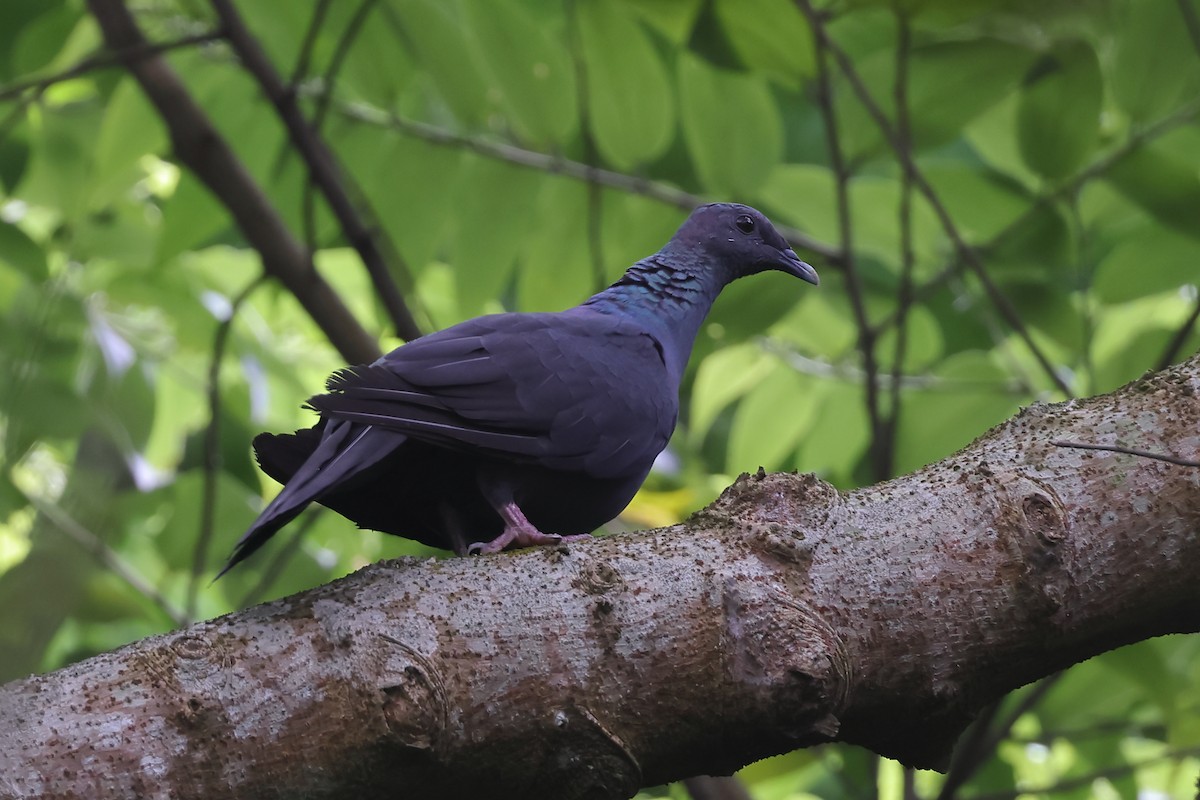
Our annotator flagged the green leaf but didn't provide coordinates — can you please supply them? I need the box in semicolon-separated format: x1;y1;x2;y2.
728;364;817;472
461;0;577;146
518;178;592;312
893;351;1018;475
391;0;491;126
758;164;944;274
1105;141;1200;241
89;78;168;211
875;304;944;374
156;175;230;265
600;194;688;284
448;157;540;316
678;52;782;197
713;0;814;87
689;343;774;441
1111;0;1200;123
920;161;1033;243
163;472;259;572
0;220;47;282
577;0;675;170
620;0;703;44
354;130;464;275
0;0;65;80
794;380;870;484
1094;223;1200;303
1016;40;1101;181
910;39;1033;148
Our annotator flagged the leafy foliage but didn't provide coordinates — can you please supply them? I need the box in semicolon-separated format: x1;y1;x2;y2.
1;0;1198;796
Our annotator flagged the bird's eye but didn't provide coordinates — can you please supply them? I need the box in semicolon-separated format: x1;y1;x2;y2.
735;215;755;234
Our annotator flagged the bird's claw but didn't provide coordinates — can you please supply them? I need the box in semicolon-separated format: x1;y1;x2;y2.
467;528;590;555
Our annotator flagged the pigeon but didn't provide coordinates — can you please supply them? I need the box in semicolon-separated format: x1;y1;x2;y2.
217;203;817;577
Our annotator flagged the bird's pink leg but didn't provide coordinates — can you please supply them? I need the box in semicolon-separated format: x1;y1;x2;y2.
468;500;592;555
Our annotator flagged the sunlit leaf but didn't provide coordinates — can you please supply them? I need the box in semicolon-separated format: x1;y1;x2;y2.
1016;40;1101;182
577;0;675;170
678;52;783;197
461;0;577;146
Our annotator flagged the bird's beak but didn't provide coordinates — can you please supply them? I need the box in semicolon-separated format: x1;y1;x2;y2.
778;248;820;286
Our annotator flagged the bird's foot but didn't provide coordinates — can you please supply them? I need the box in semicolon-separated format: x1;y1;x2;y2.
468;529;593;555
468;500;593;555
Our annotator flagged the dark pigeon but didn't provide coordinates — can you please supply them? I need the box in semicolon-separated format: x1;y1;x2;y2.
217;203;817;577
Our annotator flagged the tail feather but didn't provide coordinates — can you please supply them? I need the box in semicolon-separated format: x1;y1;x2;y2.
216;421;406;579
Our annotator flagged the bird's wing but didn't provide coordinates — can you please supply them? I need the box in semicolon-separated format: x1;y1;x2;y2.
307;311;676;478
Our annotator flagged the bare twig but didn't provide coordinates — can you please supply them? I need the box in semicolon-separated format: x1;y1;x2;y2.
20;490;187;627
207;0;421;342
1052;440;1200;467
967;745;1200;800
811;28;884;475
795;0;1072;397
332;100;842;263
937;674;1062;800
86;0;380;364
0;30;224;103
879;7;914;480
188;277;265;621
868;95;1200;342
288;0;332;87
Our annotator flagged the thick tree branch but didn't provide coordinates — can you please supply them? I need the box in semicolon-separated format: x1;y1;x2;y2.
85;0;381;365
2;352;1198;798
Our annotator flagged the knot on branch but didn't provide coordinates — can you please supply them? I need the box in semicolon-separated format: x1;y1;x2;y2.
698;471;842;558
376;634;448;755
721;579;850;745
529;705;642;800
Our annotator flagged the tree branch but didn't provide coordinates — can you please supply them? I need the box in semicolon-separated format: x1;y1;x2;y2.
208;0;422;341
332;100;843;264
810;28;884;476
0;31;224;103
3;353;1199;798
795;0;1072;396
85;0;381;365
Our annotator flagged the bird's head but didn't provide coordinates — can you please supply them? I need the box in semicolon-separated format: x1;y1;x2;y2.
665;203;819;286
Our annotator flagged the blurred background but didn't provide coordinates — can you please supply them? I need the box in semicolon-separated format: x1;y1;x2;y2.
1;0;1199;797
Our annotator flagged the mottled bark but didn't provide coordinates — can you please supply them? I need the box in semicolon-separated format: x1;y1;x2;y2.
1;354;1198;799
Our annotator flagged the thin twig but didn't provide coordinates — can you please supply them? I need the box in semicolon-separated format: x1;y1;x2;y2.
795;0;1072;397
811;27;884;476
207;0;422;342
867;95;1200;342
332;100;842;263
21;490;188;627
0;30;224;103
879;7;914;480
288;0;332;87
188;277;265;621
937;674;1062;800
1052;440;1200;467
967;745;1200;800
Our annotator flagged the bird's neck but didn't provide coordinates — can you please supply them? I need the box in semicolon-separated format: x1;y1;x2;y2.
584;255;729;380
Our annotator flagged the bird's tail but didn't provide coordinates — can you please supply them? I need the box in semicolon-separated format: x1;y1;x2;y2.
215;421;404;579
